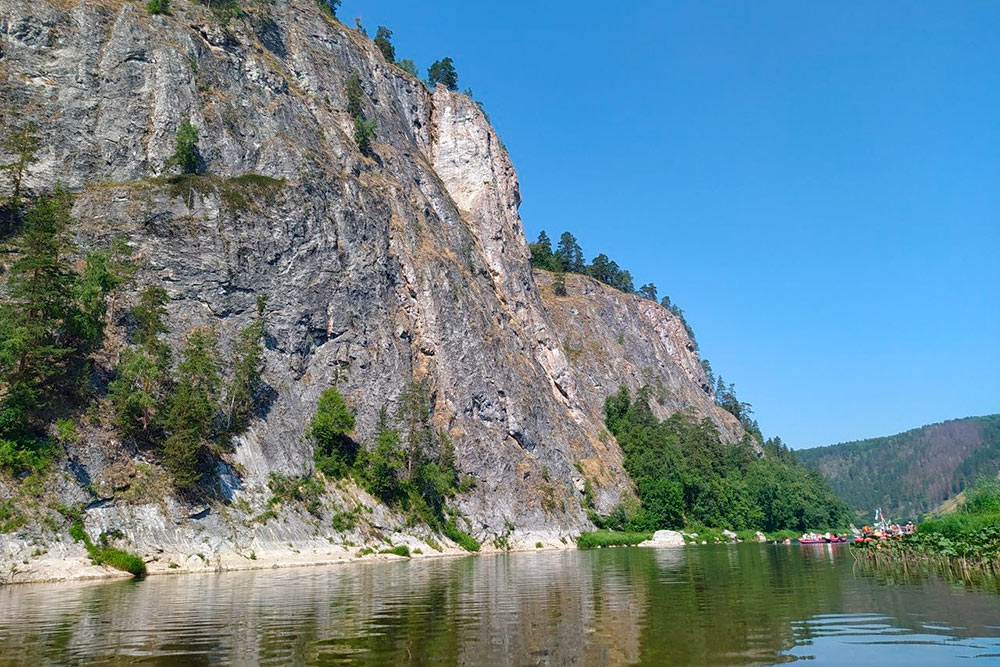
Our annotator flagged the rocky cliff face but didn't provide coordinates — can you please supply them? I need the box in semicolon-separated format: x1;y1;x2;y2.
0;0;741;581
537;272;744;443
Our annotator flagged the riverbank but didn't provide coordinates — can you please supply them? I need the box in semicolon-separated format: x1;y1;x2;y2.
576;528;816;549
0;530;581;586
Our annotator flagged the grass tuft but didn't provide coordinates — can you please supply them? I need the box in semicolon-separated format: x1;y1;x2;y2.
576;530;652;549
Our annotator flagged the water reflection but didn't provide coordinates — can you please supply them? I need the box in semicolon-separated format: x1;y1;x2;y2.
1;545;999;665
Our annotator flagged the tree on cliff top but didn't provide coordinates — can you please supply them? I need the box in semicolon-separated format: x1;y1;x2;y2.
427;58;459;90
374;26;395;63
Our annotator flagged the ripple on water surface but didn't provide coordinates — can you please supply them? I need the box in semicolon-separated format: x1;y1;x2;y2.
2;545;1000;665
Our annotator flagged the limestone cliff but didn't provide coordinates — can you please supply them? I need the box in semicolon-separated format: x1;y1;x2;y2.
0;0;742;581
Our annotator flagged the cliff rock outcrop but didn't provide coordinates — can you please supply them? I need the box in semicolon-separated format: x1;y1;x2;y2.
0;0;741;581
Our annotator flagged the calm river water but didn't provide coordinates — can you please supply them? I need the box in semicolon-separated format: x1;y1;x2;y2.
2;543;1000;665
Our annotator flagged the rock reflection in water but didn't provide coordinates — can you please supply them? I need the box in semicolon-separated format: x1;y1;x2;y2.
2;545;1000;665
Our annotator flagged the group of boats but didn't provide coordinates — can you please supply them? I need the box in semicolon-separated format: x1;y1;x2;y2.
793;509;915;545
797;533;849;545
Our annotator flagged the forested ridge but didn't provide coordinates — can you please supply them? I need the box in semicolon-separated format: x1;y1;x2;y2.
798;415;1000;519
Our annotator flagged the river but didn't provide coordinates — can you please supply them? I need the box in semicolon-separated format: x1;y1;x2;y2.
1;543;999;665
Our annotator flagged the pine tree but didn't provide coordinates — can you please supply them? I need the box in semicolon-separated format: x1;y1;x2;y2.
109;286;171;440
374;26;395;63
0;123;40;210
226;295;267;432
555;232;584;273
427;58;458;90
397;59;418;77
161;327;221;491
638;283;658;301
398;379;431;477
0;192;78;423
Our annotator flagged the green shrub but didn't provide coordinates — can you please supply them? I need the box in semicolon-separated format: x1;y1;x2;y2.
168;121;200;174
353;117;376;156
576;530;652;549
311;387;356;478
147;0;169;14
380;545;410;558
961;479;1000;516
69;519;146;576
444;519;480;552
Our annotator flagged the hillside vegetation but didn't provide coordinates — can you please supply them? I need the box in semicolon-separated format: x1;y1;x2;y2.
798;415;1000;519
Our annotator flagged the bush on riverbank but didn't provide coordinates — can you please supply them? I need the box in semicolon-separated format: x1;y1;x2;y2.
69;520;146;577
577;530;653;549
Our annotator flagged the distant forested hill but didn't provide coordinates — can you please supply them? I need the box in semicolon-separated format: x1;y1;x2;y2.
797;415;1000;519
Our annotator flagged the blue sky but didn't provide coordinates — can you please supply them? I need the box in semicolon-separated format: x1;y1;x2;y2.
344;1;999;448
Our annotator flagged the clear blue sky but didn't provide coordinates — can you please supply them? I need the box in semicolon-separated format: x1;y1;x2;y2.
344;1;999;448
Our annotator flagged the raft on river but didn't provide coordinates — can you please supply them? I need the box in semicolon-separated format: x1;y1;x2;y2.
797;536;848;545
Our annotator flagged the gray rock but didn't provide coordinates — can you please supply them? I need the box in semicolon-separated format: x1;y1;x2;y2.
639;530;685;547
0;0;746;579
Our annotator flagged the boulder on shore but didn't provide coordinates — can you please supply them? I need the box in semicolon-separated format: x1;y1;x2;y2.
639;530;685;547
722;529;739;542
755;531;767;542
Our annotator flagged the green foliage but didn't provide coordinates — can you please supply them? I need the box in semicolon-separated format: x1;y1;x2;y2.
316;0;340;18
202;0;241;25
0;499;27;533
311;387;356;478
427;57;458;90
576;530;652;549
363;423;405;502
345;75;365;118
374;26;395;63
161;327;221;492
961;478;1000;516
0;123;40;210
552;272;567;296
398;380;431;477
168;121;200;174
331;505;361;532
444;519;480;552
798;415;1000;518
268;473;325;517
147;0;169;15
69;519;146;576
527;231;562;272
344;75;376;156
397;59;418;77
380;545;410;557
109;287;170;441
529;230;635;294
226;297;266;433
353;116;376;157
604;385;848;533
0;193;127;474
557;232;584;273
